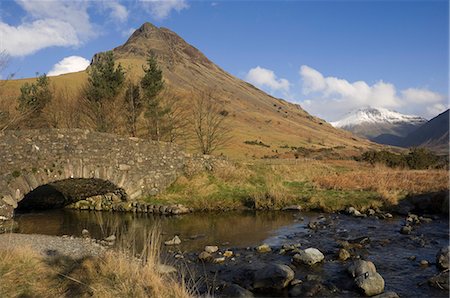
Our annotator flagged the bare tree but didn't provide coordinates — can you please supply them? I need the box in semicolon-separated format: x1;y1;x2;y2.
191;89;231;155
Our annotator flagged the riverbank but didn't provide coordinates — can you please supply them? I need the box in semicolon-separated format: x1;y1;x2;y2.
146;159;449;212
63;159;448;215
0;232;191;298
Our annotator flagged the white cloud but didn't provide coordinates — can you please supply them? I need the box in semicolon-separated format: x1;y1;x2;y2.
0;20;80;56
103;1;129;23
299;65;446;120
245;66;290;94
139;0;189;20
0;0;96;57
48;56;90;76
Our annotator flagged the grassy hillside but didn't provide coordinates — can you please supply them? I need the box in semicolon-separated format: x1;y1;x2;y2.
0;23;382;159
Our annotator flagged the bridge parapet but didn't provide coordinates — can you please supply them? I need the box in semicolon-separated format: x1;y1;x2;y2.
0;129;185;220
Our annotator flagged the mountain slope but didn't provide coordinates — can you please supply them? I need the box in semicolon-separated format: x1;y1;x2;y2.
1;22;378;158
331;107;427;143
401;109;449;153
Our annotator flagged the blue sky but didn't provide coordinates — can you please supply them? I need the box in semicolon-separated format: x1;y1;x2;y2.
0;0;448;121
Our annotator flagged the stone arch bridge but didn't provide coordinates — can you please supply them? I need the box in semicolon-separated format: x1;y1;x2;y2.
0;129;185;220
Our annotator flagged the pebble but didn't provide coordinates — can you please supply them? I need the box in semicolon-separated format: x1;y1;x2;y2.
205;245;219;253
223;250;233;257
256;244;272;253
420;260;429;266
164;235;181;246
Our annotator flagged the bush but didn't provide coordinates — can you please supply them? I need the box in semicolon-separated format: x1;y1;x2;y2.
358;148;446;170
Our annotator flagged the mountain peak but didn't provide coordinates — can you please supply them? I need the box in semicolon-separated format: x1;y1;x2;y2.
331;107;427;128
112;22;213;68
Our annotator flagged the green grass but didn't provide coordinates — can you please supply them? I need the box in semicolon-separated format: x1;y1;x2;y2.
142;163;383;213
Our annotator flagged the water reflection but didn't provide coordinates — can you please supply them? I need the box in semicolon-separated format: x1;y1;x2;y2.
15;209;301;251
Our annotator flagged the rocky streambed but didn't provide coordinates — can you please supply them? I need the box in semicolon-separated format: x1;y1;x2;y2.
12;207;450;297
161;211;449;297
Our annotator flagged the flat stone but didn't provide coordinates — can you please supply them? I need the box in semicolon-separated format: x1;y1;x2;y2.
293;248;324;265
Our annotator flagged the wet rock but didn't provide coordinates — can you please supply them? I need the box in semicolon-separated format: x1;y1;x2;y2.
169;204;190;215
223;250;233;257
293;248;324;265
355;271;385;296
221;283;254;297
400;225;412;235
282;205;302;211
338;248;351;261
205;245;219;253
348;260;384;296
428;270;449;290
198;251;213;262
307;221;317;230
348;260;377;278
436;246;449;270
256;244;272;253
213;257;226;264
347;207;364;217
290;279;303;286
384;213;393;218
419;260;429;266
253;264;294;290
372;291;399;298
406;213;420;224
81;229;90;238
164;235;181;246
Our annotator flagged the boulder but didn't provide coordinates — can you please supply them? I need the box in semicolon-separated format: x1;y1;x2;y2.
355;271;385;296
436;246;449;270
293;248;324;265
348;260;377;278
221;283;254;297
253;264;294;290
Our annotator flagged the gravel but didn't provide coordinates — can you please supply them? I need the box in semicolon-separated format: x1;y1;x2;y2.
0;233;106;258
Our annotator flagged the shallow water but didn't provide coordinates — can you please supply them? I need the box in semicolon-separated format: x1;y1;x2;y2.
14;209;449;297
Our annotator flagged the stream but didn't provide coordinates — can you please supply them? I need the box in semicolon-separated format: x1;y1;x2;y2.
14;209;449;297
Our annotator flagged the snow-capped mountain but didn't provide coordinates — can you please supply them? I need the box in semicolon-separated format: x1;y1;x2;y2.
331;107;427;140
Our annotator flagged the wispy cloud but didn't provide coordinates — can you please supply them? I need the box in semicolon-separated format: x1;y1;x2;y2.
245;66;290;95
139;0;189;20
299;65;447;120
48;56;90;76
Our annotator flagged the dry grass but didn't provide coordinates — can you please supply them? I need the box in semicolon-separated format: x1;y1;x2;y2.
314;164;449;205
0;228;192;298
150;159;449;211
0;247;62;297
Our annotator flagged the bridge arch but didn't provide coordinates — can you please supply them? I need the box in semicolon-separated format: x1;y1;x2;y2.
0;129;185;220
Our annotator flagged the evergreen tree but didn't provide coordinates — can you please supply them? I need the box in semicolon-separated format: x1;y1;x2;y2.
140;53;167;141
84;51;125;132
124;81;142;137
17;73;52;128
